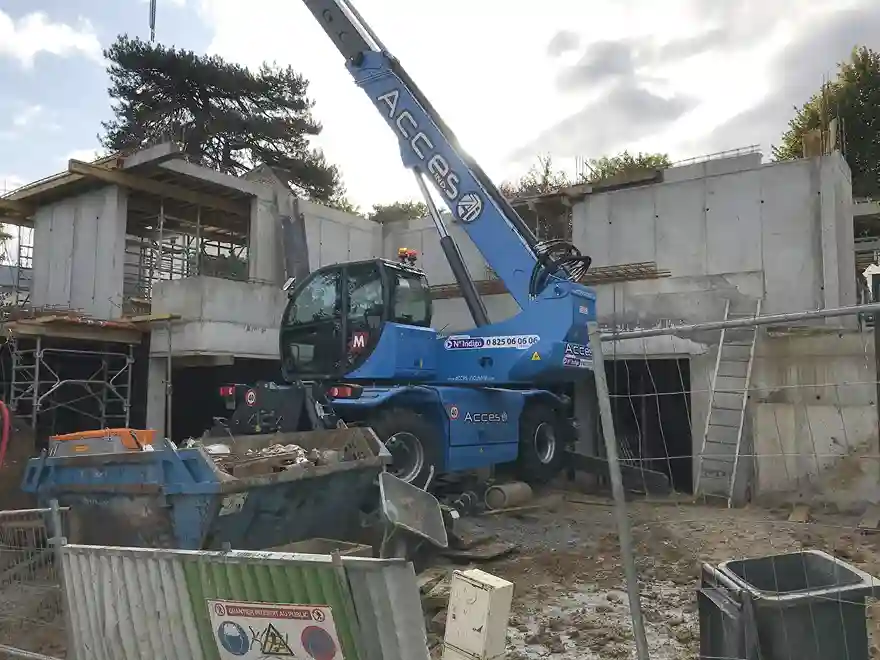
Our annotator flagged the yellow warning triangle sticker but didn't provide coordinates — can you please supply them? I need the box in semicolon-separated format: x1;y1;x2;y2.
261;623;295;656
531;351;541;361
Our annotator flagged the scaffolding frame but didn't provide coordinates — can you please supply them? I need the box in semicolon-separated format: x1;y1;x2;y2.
124;200;250;305
7;335;135;433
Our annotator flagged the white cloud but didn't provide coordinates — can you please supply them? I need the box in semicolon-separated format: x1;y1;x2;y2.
0;10;102;68
12;104;42;128
198;0;874;209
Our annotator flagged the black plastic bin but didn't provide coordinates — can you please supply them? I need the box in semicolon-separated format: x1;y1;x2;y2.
699;550;876;660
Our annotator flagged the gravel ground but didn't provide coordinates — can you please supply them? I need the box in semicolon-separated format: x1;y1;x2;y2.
452;491;880;659
6;488;880;659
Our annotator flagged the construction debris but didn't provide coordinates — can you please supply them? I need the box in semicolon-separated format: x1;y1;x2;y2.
201;442;346;477
788;503;812;523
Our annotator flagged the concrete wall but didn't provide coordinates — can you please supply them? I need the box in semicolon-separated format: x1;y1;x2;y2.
574;152;856;330
31;185;128;318
150;276;287;359
379;153;856;334
750;329;877;499
300;199;382;271
243;167;383;284
382;213;489;287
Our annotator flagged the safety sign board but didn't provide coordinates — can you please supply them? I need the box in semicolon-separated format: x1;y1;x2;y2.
444;334;539;351
208;599;343;659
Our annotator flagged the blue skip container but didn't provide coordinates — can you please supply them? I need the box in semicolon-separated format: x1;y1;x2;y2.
21;428;389;550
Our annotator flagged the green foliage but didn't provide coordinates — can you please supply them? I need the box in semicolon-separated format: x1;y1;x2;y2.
366;201;428;223
101;35;342;202
773;46;880;198
499;155;573;239
327;193;361;215
499;154;572;198
188;250;248;281
582;151;671;183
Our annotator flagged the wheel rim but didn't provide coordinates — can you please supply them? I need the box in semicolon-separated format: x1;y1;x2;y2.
385;432;425;483
534;422;557;465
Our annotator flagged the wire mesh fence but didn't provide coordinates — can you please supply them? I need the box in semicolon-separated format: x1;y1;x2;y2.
574;302;880;660
0;507;68;660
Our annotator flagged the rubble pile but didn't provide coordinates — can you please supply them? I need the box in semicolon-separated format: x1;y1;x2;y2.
204;442;344;476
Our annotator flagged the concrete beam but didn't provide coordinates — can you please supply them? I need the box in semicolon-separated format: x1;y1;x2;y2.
174;355;235;368
0;198;32;217
158;159;266;197
855;239;880;252
69;159;250;217
855;199;880;217
122;142;181;169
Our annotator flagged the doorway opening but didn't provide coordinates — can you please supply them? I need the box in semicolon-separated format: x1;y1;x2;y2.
608;358;693;493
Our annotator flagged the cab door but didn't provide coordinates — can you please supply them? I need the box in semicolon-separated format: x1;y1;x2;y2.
280;269;344;379
342;261;388;373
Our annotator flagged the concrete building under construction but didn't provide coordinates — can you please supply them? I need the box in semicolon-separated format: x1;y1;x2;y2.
0;142;875;503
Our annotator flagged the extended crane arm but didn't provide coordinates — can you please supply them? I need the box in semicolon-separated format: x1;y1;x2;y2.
303;0;589;310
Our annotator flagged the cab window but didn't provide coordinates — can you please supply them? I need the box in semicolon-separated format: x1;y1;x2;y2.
286;271;341;325
347;263;384;319
391;272;431;326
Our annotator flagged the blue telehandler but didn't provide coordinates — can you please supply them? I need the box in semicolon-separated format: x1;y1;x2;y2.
215;0;601;489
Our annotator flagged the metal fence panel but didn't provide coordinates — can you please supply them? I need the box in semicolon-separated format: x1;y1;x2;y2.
344;561;431;660
584;302;880;660
0;508;67;660
61;545;428;660
62;546;204;660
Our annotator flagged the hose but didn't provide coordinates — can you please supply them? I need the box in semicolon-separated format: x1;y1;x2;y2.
528;239;593;297
0;400;10;470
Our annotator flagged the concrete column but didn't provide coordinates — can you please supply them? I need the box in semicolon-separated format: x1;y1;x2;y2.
145;357;167;438
818;156;841;314
574;376;599;456
248;194;281;285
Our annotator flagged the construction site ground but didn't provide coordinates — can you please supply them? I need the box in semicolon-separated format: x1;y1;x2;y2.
424;487;880;660
6;488;880;659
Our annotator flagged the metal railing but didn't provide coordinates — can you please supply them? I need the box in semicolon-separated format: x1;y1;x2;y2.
0;506;69;660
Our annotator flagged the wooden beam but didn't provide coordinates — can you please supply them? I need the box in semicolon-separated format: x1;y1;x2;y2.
68;159;250;218
0;197;33;217
4;321;143;344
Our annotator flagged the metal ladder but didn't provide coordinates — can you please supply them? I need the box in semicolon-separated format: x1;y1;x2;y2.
695;298;761;507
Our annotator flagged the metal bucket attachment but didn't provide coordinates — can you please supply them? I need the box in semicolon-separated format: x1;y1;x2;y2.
379;471;448;549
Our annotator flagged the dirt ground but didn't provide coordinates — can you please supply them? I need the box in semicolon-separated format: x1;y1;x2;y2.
449;491;880;660
7;491;880;659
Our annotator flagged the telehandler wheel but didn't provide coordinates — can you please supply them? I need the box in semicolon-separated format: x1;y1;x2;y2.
369;408;442;487
516;402;566;484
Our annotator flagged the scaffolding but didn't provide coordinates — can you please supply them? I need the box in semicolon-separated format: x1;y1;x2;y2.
0;224;34;313
123;201;249;310
8;335;134;433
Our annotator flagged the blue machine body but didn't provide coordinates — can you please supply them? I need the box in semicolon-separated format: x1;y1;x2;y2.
289;1;599;476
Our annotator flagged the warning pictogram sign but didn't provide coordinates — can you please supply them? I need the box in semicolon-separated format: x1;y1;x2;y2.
531;351;541;361
260;623;294;656
207;599;342;660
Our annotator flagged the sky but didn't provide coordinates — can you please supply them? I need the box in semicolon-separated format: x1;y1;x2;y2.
0;0;879;211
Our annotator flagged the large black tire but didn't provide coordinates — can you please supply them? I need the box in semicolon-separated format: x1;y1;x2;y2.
368;408;442;487
516;402;567;484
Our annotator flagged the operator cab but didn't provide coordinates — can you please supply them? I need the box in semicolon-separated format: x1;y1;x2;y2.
280;250;432;381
